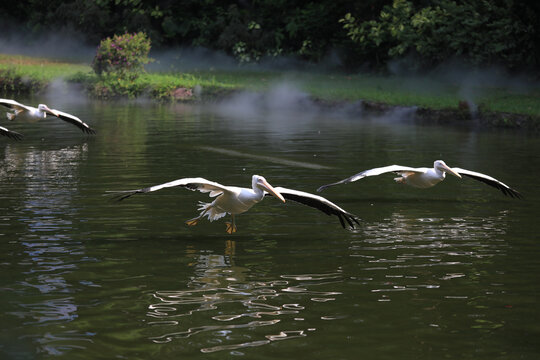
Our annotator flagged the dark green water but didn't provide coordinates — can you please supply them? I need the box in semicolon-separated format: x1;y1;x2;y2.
1;95;539;359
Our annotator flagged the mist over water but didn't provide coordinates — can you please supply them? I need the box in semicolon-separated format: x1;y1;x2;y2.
41;80;90;107
214;82;315;119
2;24;537;110
2;29;538;132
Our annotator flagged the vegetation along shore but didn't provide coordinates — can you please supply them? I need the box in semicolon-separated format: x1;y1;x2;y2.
1;53;539;131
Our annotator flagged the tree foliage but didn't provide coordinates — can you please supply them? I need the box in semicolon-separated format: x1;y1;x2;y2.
341;0;539;69
0;0;537;71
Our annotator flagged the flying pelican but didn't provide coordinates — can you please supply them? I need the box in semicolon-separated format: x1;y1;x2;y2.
317;160;522;198
0;125;23;140
0;99;96;134
111;175;360;233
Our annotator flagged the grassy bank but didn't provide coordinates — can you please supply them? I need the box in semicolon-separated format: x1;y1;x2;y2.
1;53;539;121
0;54;88;94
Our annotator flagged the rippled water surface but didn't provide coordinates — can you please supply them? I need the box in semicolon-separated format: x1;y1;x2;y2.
1;93;539;359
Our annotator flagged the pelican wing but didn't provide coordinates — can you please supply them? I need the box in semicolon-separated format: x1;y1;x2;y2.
0;99;32;112
110;177;235;201
317;165;426;192
47;108;96;134
0;125;23;140
268;187;360;229
452;168;522;198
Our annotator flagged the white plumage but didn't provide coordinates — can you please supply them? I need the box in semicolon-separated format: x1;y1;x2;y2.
111;175;359;233
318;160;521;198
0;98;96;135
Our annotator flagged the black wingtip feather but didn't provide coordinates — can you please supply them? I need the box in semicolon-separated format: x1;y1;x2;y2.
337;214;345;228
460;172;522;199
345;213;361;229
344;214;353;228
8;131;23;141
1;129;23;140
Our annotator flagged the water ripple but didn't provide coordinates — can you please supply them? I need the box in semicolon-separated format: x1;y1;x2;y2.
147;270;343;352
350;211;510;300
1;144;91;355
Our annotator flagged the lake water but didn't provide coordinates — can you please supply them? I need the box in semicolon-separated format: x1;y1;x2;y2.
1;89;539;359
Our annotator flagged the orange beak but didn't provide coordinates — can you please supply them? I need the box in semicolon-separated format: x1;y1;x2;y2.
441;163;462;178
258;178;286;203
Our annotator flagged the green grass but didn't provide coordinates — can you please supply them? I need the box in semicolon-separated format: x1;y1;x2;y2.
1;53;538;117
0;54;89;80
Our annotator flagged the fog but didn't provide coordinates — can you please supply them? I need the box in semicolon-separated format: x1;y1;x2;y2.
1;30;538;124
41;80;90;108
387;57;539;109
0;30;95;63
206;80;421;140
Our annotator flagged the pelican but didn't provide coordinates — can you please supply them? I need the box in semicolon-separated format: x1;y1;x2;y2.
317;160;522;198
0;98;96;134
111;175;359;233
0;125;23;140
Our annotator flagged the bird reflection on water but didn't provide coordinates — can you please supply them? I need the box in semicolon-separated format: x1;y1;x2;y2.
146;239;343;353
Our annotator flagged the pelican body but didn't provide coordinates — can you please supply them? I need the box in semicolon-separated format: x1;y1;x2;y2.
318;160;521;198
112;175;359;233
0;99;96;135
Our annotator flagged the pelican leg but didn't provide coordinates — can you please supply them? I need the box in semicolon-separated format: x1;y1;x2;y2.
7;109;22;121
225;214;237;234
394;176;406;184
185;210;207;227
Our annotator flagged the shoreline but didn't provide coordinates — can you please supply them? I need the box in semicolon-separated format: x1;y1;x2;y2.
1;54;539;132
2;77;538;132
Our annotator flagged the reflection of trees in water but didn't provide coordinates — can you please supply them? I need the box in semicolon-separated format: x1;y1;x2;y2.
146;240;342;353
1;143;93;355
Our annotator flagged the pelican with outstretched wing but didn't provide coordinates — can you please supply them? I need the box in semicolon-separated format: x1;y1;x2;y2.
111;175;359;233
0;125;23;140
0;98;96;135
318;160;521;198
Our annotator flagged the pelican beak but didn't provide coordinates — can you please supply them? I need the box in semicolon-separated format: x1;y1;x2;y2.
258;178;286;203
44;105;60;117
441;163;462;178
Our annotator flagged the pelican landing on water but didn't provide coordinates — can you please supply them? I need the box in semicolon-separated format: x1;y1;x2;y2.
111;175;360;234
317;160;522;198
0;99;96;135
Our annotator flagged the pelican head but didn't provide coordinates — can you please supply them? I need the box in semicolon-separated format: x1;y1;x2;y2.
252;175;286;203
37;104;60;117
434;160;462;178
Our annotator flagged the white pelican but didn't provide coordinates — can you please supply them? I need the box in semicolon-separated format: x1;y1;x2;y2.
0;98;96;134
317;160;522;198
0;125;23;140
111;175;359;233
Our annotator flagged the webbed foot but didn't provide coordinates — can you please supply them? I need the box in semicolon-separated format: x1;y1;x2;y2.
225;222;237;234
185;218;200;227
